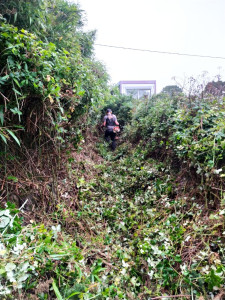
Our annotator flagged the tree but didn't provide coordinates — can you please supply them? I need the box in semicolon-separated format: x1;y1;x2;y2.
204;80;225;96
0;0;95;57
162;85;183;96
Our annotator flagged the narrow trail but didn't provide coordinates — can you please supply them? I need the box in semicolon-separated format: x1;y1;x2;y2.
1;135;224;299
57;135;221;299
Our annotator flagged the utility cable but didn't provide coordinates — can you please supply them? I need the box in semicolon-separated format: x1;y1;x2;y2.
94;43;225;60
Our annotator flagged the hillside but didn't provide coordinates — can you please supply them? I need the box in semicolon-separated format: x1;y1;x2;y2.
1;99;225;299
1;1;225;299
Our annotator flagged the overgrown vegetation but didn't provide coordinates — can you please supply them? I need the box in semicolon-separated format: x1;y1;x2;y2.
1;135;225;299
127;93;225;205
0;0;225;299
0;0;96;57
0;21;108;148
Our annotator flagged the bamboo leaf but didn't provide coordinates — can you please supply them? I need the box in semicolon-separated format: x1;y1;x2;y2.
14;12;18;23
66;291;80;299
0;132;7;144
6;129;20;146
10;107;22;116
13;78;21;88
12;88;22;95
52;279;63;300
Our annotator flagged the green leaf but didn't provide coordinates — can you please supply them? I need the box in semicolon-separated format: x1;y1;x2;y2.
13;78;21;88
52;279;63;300
7;176;18;182
0;132;7;144
0;216;10;228
206;269;222;290
0;75;9;85
0;268;6;275
14;12;18;23
7;56;14;66
74;264;82;280
66;291;81;299
6;129;20;146
10;107;22;116
12;88;22;96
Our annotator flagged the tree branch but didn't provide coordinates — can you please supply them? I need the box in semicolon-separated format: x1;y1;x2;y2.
151;295;191;300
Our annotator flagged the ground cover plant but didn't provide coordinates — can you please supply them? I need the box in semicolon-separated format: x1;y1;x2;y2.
1;136;225;299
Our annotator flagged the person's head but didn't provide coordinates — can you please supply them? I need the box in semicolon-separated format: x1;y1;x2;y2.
106;108;112;115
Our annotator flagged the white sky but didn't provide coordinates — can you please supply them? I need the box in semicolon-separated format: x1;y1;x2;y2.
77;0;225;92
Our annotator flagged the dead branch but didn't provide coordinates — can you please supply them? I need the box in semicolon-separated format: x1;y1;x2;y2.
0;91;10;112
151;295;191;299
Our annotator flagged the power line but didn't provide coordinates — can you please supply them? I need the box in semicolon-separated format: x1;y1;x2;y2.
94;43;225;60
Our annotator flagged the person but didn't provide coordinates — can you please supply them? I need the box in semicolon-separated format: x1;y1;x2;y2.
103;108;119;151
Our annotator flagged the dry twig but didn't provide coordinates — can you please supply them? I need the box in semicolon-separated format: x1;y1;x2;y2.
151;295;191;300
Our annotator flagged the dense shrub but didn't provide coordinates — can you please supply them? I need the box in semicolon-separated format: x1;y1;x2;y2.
100;87;134;128
0;0;95;57
127;93;225;175
0;22;108;148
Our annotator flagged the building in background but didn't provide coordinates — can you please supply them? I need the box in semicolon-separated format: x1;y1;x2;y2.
119;80;156;99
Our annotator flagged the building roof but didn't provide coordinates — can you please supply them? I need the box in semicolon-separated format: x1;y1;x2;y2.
119;80;156;85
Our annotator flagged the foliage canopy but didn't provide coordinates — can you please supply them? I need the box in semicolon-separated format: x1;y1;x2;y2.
0;0;95;57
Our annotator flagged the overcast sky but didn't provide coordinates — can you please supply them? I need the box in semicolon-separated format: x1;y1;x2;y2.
77;0;225;92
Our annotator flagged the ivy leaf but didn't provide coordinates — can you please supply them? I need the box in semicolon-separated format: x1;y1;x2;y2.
0;216;10;228
205;269;222;290
5;263;16;272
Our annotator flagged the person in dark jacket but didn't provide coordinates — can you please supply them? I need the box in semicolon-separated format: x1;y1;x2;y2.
103;108;119;151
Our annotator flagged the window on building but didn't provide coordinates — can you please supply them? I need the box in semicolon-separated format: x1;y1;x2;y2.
138;89;151;99
126;89;138;98
126;88;151;99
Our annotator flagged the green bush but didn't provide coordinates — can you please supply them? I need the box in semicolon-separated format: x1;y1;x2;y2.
127;93;225;176
100;86;134;128
0;22;109;148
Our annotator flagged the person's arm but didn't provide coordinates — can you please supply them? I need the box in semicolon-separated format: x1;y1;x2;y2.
103;116;106;127
114;115;119;126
